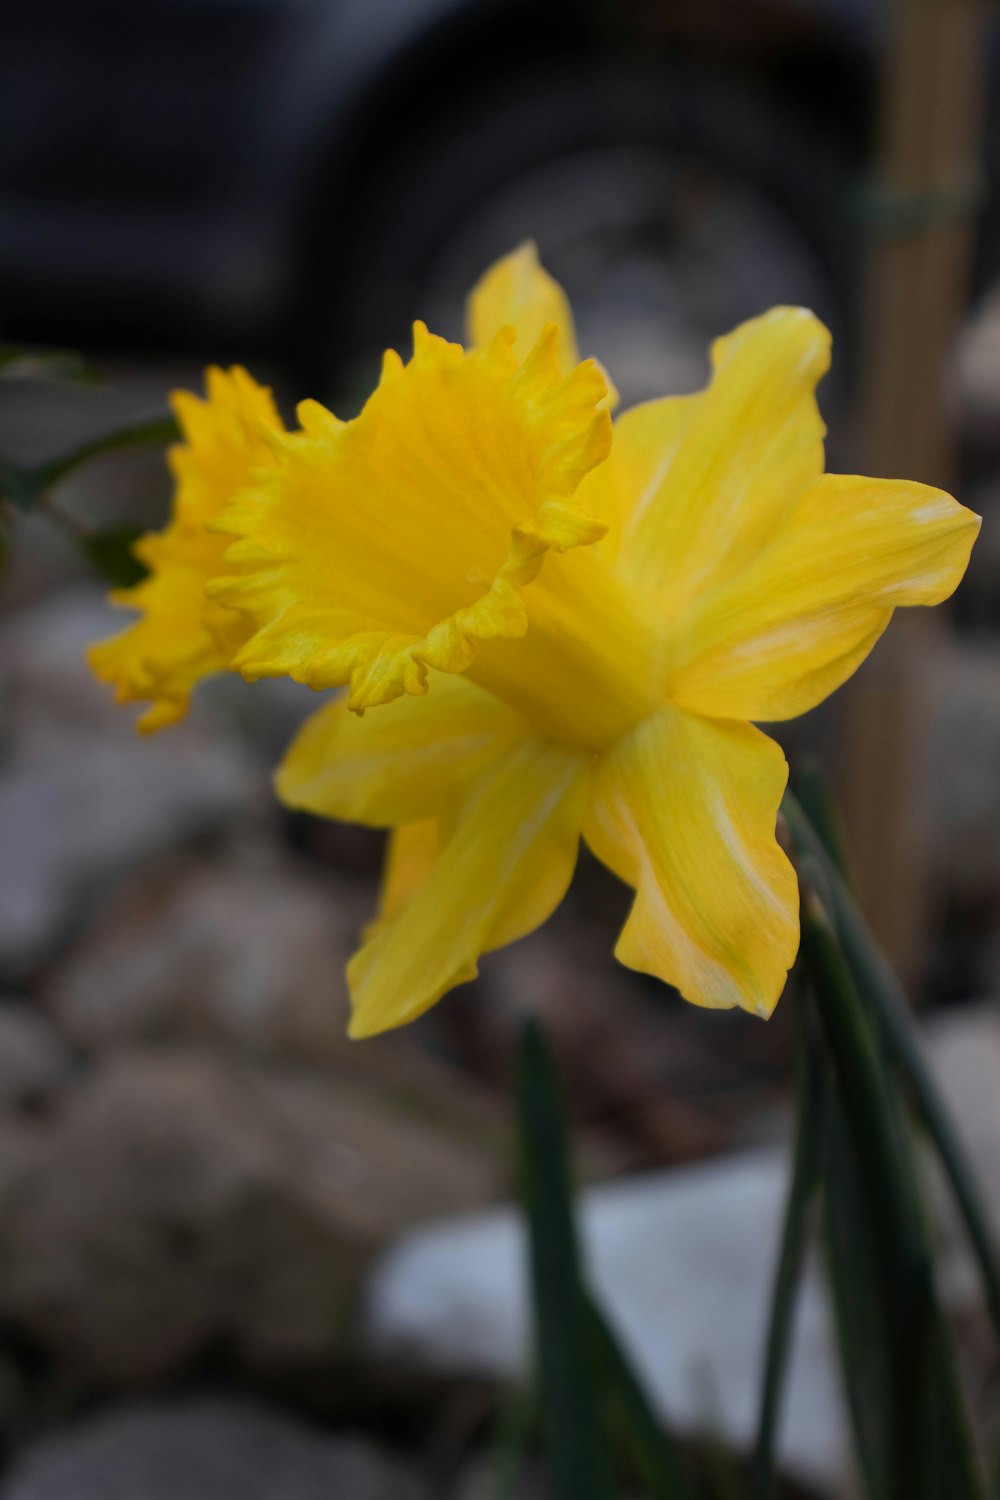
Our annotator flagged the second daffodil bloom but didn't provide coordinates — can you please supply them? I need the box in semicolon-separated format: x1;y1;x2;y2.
88;366;284;730
202;244;978;1038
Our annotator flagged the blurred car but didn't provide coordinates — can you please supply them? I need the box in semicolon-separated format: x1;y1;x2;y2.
0;0;891;405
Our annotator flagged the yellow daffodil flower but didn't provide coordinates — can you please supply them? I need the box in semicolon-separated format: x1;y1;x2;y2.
96;243;979;1040
88;365;284;730
207;244;979;1037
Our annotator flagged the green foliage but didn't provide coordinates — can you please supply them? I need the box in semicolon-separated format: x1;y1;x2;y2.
822;1097;894;1499
489;1385;537;1500
517;1018;616;1500
0;364;174;583
785;789;1000;1345
0;414;179;515
515;786;997;1500
787;775;993;1500
752;986;828;1500
587;1296;690;1500
516;1020;693;1500
800;893;984;1500
0;344;104;385
79;526;148;588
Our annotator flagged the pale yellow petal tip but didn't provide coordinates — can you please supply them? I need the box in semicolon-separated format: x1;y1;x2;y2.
942;496;982;572
613;925;795;1020
346;1007;398;1041
593;357;620;411
746;946;798;1020
345;961;470;1040
136;698;189;734
467;241;581;372
469;248;619;407
711;305;832;386
466;241;542;325
345;1000;403;1041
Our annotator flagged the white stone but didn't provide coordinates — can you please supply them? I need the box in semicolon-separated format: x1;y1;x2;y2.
0;589;264;974
0;1397;424;1500
922;1002;1000;1306
364;1147;848;1490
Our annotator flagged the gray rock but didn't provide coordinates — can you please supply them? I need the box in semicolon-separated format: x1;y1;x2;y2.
364;1148;848;1491
0;1397;424;1500
455;1460;641;1500
0;1048;502;1384
366;1005;1000;1493
0;1004;73;1111
925;644;1000;900
922;1002;1000;1304
45;848;367;1061
957;282;1000;429
0;589;265;976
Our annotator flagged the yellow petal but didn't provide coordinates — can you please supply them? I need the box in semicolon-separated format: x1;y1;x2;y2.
584;708;798;1018
347;741;588;1037
361;818;442;947
598;308;829;613
209;322;611;711
377;820;440;922
88;366;283;730
576;392;697;556
466;542;664;751
467;241;580;370
468;241;619;408
667;474;981;722
275;673;528;826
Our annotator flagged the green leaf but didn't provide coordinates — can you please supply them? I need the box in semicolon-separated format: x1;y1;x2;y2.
791;758;856;889
752;983;828;1500
823;1089;893;1500
688;1361;742;1500
516;1018;615;1500
586;1294;690;1500
79;526;148;588
1;414;179;513
0;460;39;511
490;1385;536;1500
33;413;179;494
799;890;984;1500
0;344;103;384
785;790;1000;1345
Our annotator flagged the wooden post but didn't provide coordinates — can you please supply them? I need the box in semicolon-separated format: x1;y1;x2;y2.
840;0;986;976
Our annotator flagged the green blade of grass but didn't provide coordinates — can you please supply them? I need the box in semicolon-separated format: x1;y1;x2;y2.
490;1384;536;1500
752;983;828;1500
2;413;179;513
34;413;180;494
79;526;148;588
784;789;1000;1344
790;760;856;889
0;344;103;384
585;1294;691;1500
799;885;984;1500
516;1018;615;1500
822;1090;893;1500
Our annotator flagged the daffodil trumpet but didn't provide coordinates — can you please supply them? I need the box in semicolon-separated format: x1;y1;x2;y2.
90;244;980;1038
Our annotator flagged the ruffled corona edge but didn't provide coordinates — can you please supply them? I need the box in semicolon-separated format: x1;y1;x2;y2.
206;323;613;712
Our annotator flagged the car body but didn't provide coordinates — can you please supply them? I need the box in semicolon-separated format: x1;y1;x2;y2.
0;0;911;398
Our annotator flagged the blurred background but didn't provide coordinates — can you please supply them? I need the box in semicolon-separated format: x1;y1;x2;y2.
0;0;999;1495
